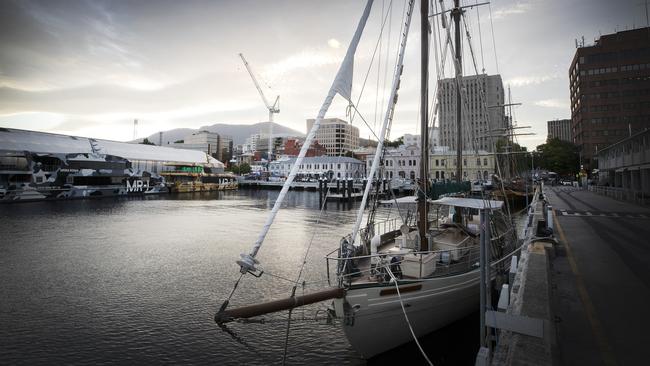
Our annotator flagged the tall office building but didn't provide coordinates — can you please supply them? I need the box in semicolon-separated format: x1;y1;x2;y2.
569;27;650;170
438;74;506;152
547;119;572;142
306;118;360;156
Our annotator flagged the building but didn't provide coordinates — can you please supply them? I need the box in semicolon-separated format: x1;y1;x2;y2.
429;147;495;182
282;138;327;157
547;119;572;142
569;27;650;170
175;130;233;162
306;118;360;156
596;128;650;194
366;143;421;181
269;156;365;180
438;74;506;152
0;128;227;201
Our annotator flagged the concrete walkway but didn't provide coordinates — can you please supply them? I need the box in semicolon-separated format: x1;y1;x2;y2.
545;186;650;366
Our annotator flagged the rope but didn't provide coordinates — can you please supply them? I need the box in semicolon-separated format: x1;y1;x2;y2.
487;3;499;74
385;266;434;366
475;0;486;73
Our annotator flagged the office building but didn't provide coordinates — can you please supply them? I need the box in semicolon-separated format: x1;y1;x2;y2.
547;119;572;142
569;27;650;170
306;118;360;156
438;74;506;152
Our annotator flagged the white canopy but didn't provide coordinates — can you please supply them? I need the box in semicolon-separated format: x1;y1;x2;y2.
430;197;504;210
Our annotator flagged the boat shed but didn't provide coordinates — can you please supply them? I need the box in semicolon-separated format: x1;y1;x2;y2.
0;127;225;174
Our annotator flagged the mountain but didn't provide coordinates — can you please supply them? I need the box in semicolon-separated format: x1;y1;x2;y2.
136;122;304;146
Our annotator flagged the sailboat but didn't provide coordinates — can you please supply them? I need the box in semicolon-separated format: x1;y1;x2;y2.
216;0;520;360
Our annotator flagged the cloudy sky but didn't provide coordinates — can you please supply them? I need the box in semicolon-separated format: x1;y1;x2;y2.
0;0;645;149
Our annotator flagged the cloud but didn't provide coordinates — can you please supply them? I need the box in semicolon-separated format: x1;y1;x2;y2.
262;49;342;81
534;99;569;109
506;73;561;87
327;38;341;49
492;2;532;20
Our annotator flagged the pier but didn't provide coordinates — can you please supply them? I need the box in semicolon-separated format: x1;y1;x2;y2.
238;177;395;203
491;184;650;365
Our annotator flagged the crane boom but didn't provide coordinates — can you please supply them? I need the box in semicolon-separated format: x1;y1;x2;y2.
239;53;279;163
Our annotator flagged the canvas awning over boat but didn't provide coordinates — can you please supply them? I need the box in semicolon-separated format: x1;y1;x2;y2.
430;197;504;210
379;196;436;205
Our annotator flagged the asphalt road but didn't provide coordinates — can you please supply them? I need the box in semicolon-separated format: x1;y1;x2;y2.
545;186;650;366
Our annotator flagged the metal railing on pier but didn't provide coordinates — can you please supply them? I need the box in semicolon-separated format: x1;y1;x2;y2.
588;185;648;206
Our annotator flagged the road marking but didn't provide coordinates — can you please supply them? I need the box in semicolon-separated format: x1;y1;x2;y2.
553;211;618;366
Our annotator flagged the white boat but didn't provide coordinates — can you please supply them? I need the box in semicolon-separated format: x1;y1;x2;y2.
216;0;518;360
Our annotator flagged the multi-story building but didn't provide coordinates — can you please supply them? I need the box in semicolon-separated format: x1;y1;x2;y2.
269;156;365;179
366;143;420;181
547;119;572;142
306;118;360;156
438;74;506;152
282;138;327;157
429;147;495;182
175;130;232;162
569;27;650;170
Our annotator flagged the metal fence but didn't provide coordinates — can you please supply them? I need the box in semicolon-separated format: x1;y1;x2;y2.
588;185;648;206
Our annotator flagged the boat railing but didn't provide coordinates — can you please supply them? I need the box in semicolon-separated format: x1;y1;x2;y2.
325;243;518;286
357;216;413;246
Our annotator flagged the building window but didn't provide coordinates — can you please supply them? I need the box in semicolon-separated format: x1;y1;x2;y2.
483;158;488;166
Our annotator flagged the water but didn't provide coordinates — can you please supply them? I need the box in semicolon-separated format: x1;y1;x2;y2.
0;190;478;365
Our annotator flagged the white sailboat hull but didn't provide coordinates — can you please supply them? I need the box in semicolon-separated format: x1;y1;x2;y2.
335;269;480;359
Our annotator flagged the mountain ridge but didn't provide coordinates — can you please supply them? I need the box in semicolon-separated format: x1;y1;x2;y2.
135;122;305;146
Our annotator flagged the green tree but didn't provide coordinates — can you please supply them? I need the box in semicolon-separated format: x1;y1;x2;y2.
535;138;579;177
239;162;251;175
384;136;404;148
140;138;155;145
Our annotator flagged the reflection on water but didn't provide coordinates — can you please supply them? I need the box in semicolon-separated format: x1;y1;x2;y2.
0;190;479;365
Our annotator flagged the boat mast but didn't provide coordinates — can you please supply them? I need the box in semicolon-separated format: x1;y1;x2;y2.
452;0;463;183
418;0;429;251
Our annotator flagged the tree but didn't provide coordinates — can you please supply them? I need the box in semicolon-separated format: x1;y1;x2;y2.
239;162;251;174
535;138;579;177
140;138;155;145
384;136;404;148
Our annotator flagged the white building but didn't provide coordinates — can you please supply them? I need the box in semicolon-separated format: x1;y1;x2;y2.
366;144;421;180
269;156;365;179
306;118;360;156
174;130;232;162
438;74;505;152
429;147;495;182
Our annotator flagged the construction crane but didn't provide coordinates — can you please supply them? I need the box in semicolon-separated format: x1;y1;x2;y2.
239;53;280;164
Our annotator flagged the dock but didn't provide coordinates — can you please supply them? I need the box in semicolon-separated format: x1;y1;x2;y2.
490;184;650;365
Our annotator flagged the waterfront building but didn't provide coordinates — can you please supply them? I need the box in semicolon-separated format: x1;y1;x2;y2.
569;27;650;170
429;147;495;182
438;74;506;152
547;119;572;142
306;118;360;156
365;143;420;180
269;156;365;180
596;128;650;194
0;128;231;201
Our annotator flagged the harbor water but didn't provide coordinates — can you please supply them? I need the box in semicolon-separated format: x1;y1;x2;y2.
0;191;479;365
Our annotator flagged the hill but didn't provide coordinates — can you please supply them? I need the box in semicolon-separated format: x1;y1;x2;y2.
136;122;304;146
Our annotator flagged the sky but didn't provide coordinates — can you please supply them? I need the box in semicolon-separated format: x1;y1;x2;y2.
0;0;646;149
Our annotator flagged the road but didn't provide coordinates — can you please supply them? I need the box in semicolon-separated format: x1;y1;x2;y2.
545;186;650;366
